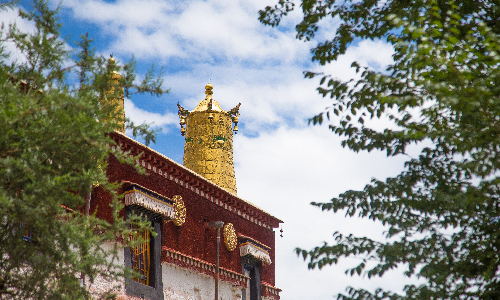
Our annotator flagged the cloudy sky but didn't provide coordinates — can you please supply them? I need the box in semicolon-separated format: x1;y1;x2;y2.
3;0;419;299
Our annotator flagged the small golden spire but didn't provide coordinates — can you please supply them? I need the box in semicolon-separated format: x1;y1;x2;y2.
205;83;213;99
109;55;120;75
101;54;125;133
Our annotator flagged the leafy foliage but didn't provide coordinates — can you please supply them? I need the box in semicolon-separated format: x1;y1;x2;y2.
0;1;167;299
261;0;500;299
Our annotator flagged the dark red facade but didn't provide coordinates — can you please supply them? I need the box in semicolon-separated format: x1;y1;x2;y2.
92;132;282;291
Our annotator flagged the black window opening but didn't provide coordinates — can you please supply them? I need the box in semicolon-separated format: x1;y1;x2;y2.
124;207;163;300
242;257;262;300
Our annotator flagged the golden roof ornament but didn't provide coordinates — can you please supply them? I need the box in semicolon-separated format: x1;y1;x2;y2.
177;83;241;194
101;54;125;133
205;82;213;97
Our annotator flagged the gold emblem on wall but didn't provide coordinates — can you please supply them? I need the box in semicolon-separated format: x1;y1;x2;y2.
223;223;237;251
172;195;186;226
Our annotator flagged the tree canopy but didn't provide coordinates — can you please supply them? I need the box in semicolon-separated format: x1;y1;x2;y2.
0;1;167;299
261;0;500;299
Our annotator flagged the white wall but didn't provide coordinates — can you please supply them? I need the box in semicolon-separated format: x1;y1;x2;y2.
162;263;243;300
86;242;129;298
86;243;244;300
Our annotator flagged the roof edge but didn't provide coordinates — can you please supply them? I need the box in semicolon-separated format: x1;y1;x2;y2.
110;131;283;227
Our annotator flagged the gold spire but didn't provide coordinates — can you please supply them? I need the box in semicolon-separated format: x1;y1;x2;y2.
178;83;241;194
191;83;224;112
101;55;125;133
205;82;213;97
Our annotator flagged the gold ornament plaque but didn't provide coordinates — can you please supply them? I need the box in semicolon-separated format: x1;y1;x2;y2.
172;195;186;226
223;223;237;251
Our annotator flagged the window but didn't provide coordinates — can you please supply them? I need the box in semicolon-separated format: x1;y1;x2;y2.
124;207;163;300
130;223;151;285
239;236;271;300
123;183;176;300
242;257;262;300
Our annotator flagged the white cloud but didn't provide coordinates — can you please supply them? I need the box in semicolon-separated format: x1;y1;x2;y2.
61;0;173;26
171;0;302;62
124;98;178;133
0;5;74;72
60;0;308;63
235;125;421;299
353;39;395;69
60;0;183;59
316;39;395;83
169;65;326;133
0;7;37;64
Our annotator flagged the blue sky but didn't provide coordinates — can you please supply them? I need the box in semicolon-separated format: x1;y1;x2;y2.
2;0;421;299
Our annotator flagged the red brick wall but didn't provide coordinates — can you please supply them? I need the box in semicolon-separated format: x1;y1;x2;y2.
93;154;276;286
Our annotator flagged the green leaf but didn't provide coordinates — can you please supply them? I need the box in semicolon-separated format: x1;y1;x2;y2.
261;0;500;298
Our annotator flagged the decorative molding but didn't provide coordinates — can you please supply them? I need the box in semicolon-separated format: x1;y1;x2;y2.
162;248;249;288
262;283;281;300
124;186;174;219
239;237;272;266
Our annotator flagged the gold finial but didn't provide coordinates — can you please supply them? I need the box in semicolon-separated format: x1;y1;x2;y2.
205;83;213;98
109;54;120;75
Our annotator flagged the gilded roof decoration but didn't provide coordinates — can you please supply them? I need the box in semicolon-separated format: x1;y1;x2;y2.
177;83;241;194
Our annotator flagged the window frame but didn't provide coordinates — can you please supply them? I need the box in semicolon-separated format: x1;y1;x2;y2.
124;207;163;300
241;256;262;300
